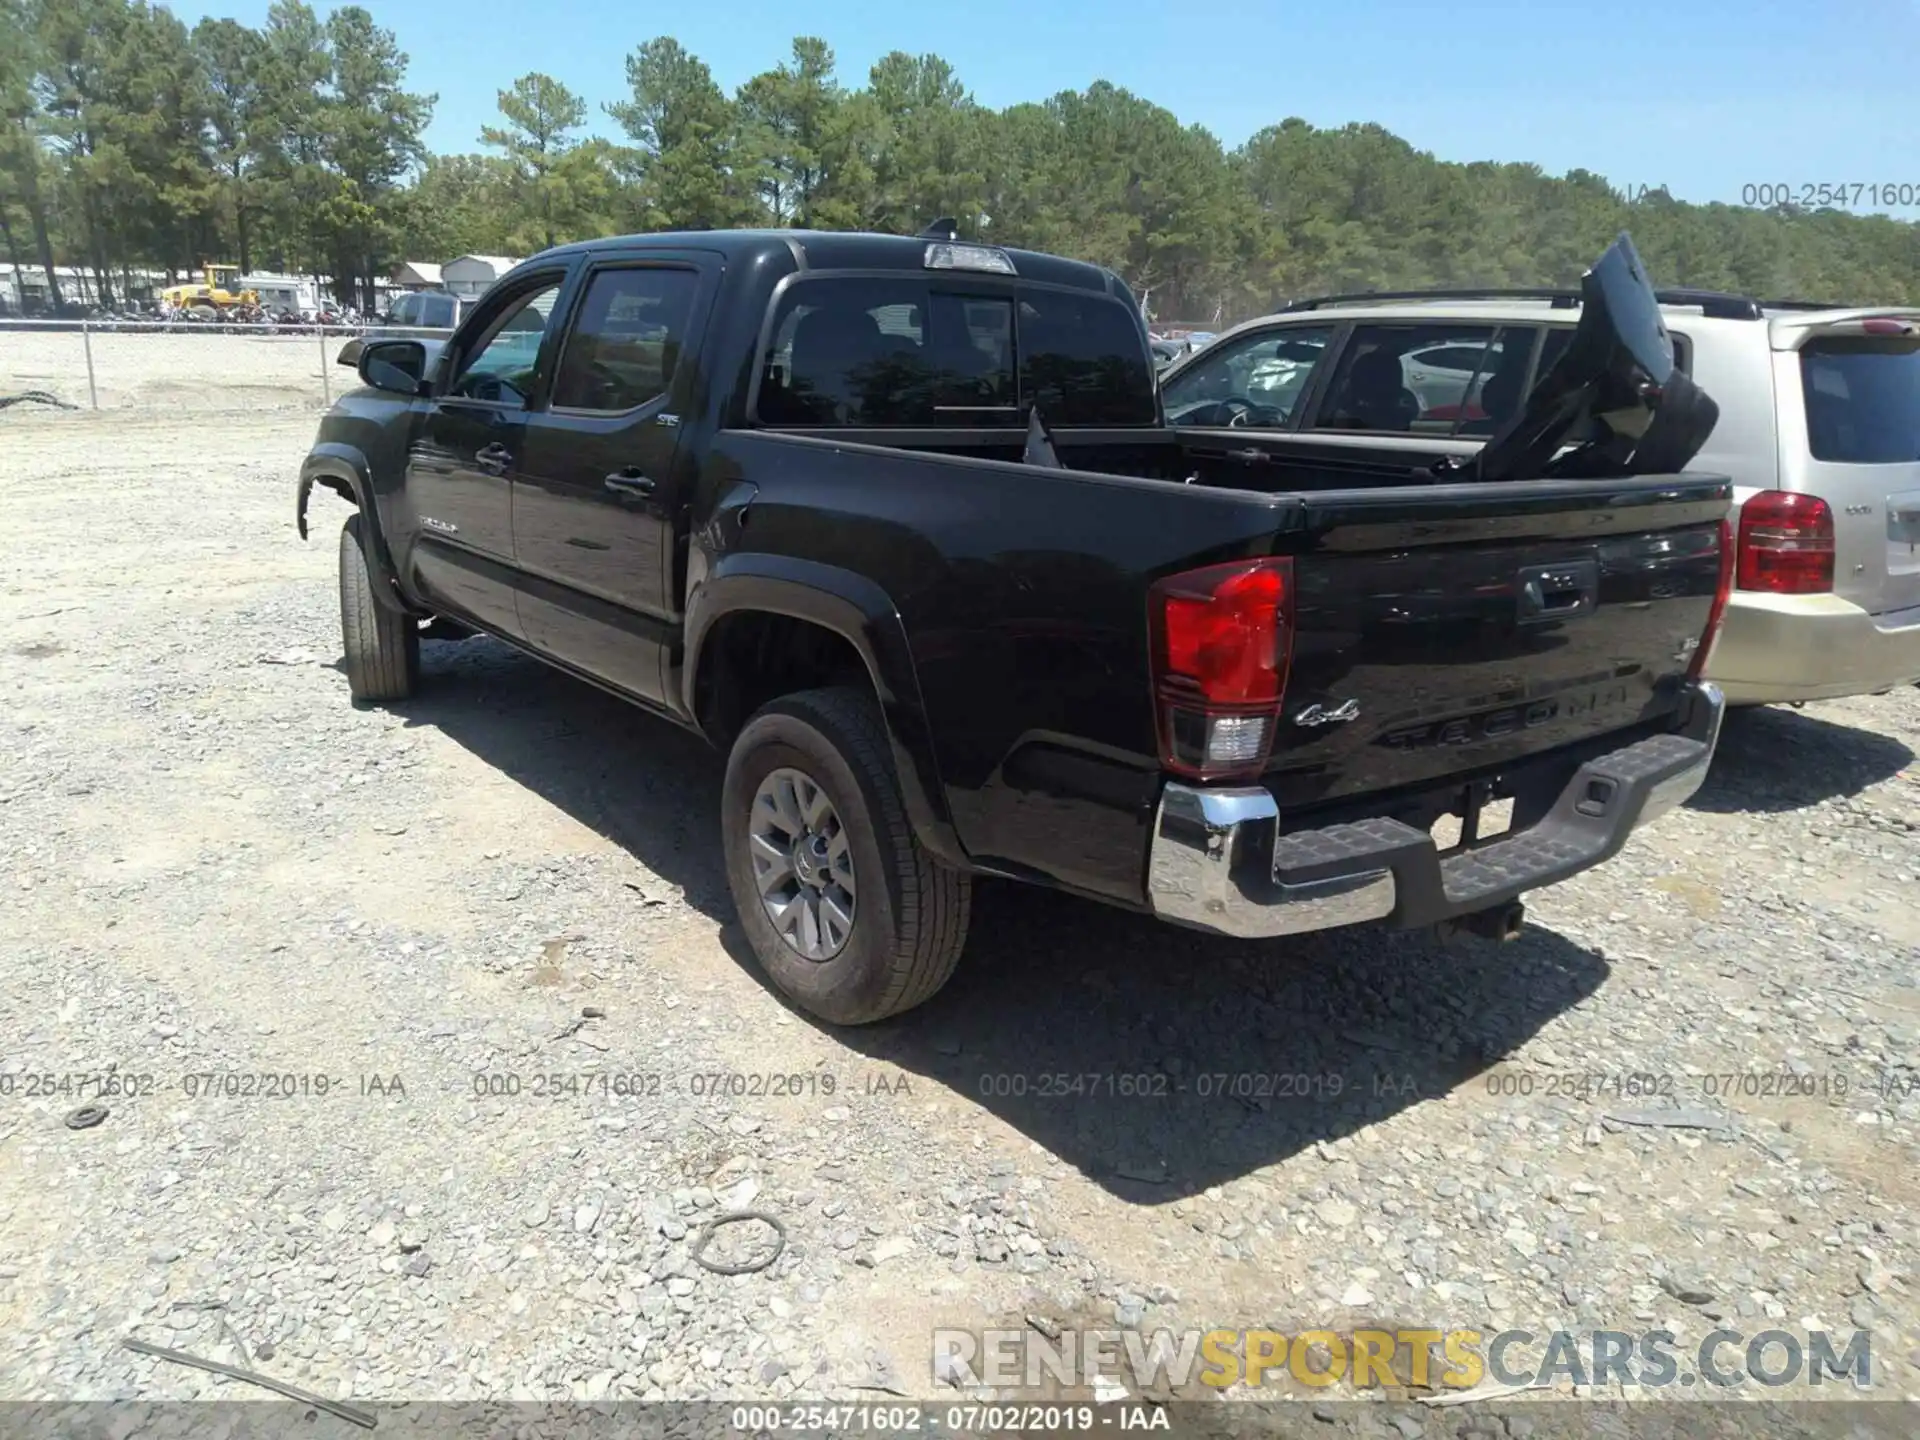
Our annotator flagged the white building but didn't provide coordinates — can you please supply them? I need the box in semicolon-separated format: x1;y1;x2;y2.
391;260;442;291
441;255;520;298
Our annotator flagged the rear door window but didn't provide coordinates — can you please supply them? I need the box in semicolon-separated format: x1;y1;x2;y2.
1800;339;1920;464
551;266;701;413
1537;324;1690;382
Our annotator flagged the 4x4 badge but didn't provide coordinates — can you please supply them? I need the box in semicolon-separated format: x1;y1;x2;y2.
1293;699;1360;727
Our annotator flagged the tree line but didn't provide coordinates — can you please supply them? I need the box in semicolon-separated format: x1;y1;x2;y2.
4;0;1918;317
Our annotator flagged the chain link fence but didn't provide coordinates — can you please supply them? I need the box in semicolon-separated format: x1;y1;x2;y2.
0;319;456;415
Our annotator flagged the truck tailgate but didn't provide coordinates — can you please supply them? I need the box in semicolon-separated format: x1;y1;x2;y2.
1270;474;1731;808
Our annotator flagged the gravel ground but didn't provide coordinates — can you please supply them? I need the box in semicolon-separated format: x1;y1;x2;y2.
2;398;1918;1430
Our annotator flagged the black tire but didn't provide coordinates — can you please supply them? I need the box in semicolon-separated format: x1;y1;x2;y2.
339;512;419;703
722;686;971;1025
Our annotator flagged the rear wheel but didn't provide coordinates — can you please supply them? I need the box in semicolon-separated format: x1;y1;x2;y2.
338;512;419;703
722;687;970;1025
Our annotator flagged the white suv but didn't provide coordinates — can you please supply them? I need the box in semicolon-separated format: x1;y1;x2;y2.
1158;289;1920;706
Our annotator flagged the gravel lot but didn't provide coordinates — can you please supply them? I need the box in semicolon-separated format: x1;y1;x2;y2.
1;326;342;413
3;381;1919;1429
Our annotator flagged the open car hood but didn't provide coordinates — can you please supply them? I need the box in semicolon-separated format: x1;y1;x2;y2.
1461;232;1720;482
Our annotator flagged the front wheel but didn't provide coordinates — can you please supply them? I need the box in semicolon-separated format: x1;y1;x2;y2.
338;512;419;703
722;687;970;1025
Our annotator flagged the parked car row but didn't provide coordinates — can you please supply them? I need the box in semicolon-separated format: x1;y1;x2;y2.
1148;331;1217;371
1158;287;1920;707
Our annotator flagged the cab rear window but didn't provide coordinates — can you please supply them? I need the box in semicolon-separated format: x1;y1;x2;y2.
1800;339;1920;464
756;276;1154;427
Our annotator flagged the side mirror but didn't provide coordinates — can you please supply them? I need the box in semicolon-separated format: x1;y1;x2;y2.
335;337;364;368
358;338;427;396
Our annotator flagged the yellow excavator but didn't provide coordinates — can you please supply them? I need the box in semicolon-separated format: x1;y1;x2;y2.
160;262;259;317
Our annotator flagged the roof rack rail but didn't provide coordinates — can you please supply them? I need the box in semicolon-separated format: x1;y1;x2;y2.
1281;286;1582;313
1651;289;1765;320
1280;286;1769;321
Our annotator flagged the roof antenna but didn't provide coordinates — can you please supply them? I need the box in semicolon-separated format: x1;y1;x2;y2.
919;217;959;241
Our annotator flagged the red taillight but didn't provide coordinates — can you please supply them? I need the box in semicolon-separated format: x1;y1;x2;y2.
1148;558;1294;781
1736;491;1834;595
1691;517;1734;680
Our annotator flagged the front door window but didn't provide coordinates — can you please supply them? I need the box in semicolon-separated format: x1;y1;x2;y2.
446;282;562;407
1161;326;1335;427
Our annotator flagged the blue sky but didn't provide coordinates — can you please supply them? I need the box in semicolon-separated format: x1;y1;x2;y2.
181;0;1920;217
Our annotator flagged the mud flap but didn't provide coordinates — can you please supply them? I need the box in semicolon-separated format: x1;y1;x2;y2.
298;470;410;616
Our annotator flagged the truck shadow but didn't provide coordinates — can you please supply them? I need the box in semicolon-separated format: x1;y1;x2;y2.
395;637;1607;1201
724;882;1607;1201
1686;704;1912;815
389;637;733;913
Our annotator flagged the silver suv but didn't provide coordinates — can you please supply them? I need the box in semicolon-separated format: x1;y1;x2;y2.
1159;289;1920;706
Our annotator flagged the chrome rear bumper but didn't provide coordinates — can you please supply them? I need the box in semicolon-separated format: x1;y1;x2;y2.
1146;682;1724;940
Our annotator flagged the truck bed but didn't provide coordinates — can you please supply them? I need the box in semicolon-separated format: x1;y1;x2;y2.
761;423;1539;494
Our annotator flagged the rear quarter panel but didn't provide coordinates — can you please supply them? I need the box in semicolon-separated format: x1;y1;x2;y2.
1684;324;1779;501
698;431;1296;902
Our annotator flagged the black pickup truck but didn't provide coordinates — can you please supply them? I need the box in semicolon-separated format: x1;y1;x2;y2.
298;228;1732;1025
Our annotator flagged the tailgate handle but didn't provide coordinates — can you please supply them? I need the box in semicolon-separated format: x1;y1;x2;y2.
1516;559;1598;624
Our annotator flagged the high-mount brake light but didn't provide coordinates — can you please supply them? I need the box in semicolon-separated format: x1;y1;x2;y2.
1736;491;1834;595
1147;558;1295;782
1859;317;1915;336
923;242;1017;275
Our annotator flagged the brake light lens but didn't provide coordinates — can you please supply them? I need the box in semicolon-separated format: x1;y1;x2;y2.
1690;517;1734;680
1736;491;1834;594
1148;558;1294;781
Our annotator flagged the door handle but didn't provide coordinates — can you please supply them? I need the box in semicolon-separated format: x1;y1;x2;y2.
474;442;512;475
604;468;656;497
